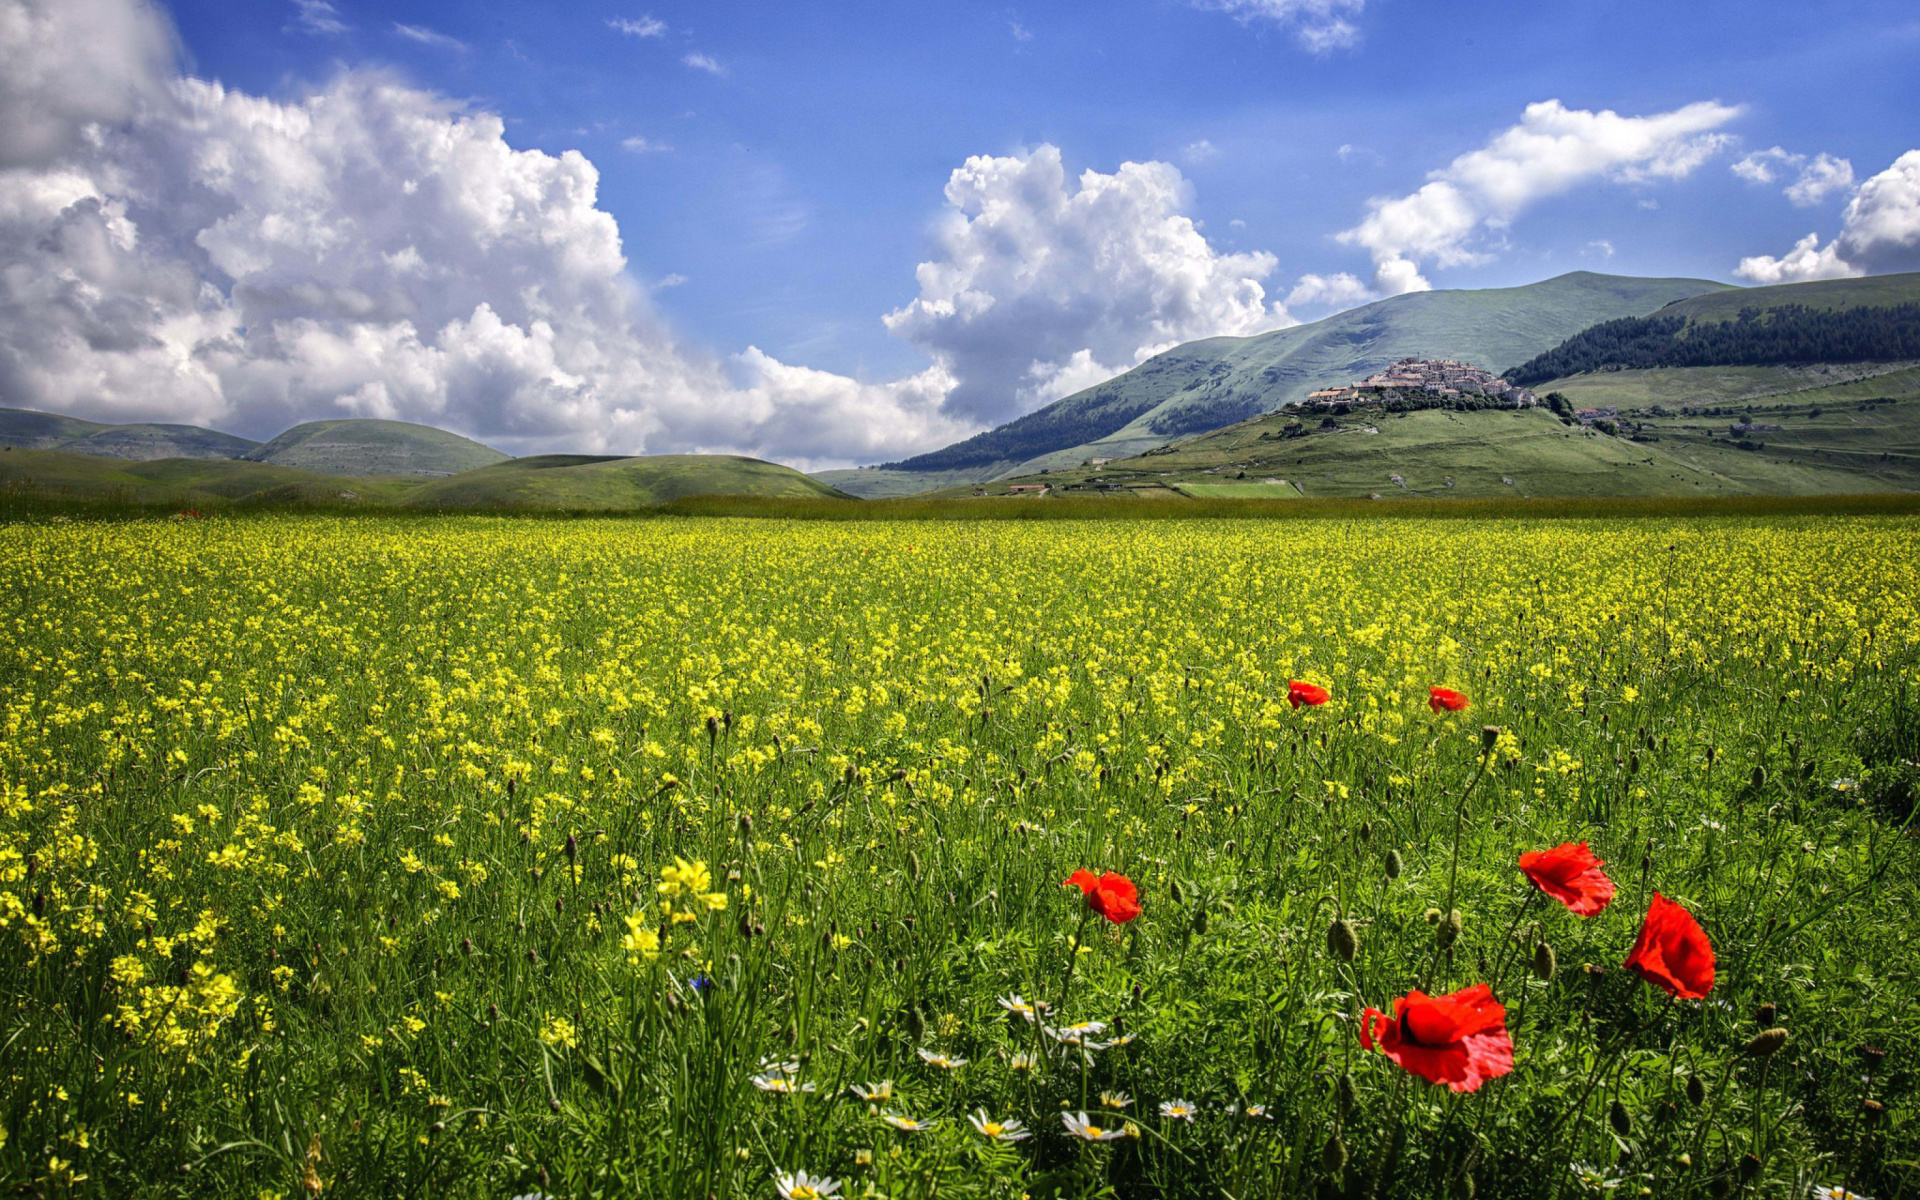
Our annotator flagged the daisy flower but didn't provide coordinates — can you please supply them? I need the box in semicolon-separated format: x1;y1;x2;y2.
751;1074;816;1094
967;1110;1030;1142
915;1048;967;1070
878;1112;937;1133
996;994;1041;1021
775;1171;841;1200
1061;1111;1127;1141
1158;1099;1199;1122
849;1080;894;1102
1099;1091;1132;1110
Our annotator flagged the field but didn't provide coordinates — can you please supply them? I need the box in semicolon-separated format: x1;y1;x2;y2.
2;514;1918;1199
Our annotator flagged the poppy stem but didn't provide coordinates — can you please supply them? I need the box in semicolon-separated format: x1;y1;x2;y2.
1054;901;1095;1025
1441;755;1492;930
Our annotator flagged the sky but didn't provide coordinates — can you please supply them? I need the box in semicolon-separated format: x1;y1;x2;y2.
1;0;1916;466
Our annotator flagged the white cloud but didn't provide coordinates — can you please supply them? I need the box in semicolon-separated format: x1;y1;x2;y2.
1183;139;1220;164
393;23;464;51
607;15;666;38
882;144;1294;423
1734;150;1920;282
682;52;726;76
290;0;348;36
1285;271;1372;311
1009;19;1033;42
654;273;688;289
0;10;975;467
1334;99;1742;294
1191;0;1366;52
1734;147;1856;207
620;135;672;154
0;0;178;169
1584;239;1615;259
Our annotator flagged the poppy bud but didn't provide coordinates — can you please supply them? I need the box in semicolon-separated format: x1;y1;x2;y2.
1739;1153;1761;1182
1628;751;1640;774
1608;1099;1631;1136
1862;1098;1885;1123
1169;879;1184;904
1358;821;1373;843
1384;849;1403;880
564;833;578;864
739;812;753;835
1862;1044;1886;1069
1320;1131;1348;1173
1755;1002;1776;1027
1533;941;1557;982
460;937;472;957
1437;908;1463;949
1749;766;1766;790
1686;1074;1706;1106
1194;906;1209;935
555;897;564;916
1131;983;1143;1004
1480;726;1501;755
1327;918;1358;962
488;1003;499;1023
1744;1028;1788;1058
906;851;921;882
1452;1173;1476;1200
705;715;718;739
1336;1074;1356;1115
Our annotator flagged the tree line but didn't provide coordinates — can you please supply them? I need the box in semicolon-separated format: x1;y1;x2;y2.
1506;303;1920;386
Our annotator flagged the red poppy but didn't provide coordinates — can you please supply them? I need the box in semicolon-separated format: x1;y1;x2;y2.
1428;686;1470;713
1518;841;1615;916
1623;892;1715;999
1359;983;1514;1093
1288;680;1331;709
1064;869;1142;924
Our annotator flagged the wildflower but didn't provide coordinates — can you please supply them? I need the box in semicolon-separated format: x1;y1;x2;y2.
1045;1019;1107;1046
1830;778;1859;792
1088;1032;1136;1050
1099;1090;1132;1109
758;1056;801;1076
1518;842;1616;916
751;1074;816;1094
996;993;1040;1021
914;1048;966;1069
1428;686;1470;713
849;1080;894;1102
1569;1163;1623;1191
1063;869;1142;924
1359;983;1514;1093
1623;892;1715;1000
1061;1111;1127;1141
621;915;660;962
1158;1099;1199;1121
878;1112;937;1132
538;1016;577;1050
1288;680;1332;709
1243;1103;1270;1119
967;1110;1030;1142
774;1171;841;1200
1812;1188;1872;1200
1007;1052;1037;1072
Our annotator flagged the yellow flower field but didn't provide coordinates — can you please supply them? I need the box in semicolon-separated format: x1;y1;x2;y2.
1;514;1916;1199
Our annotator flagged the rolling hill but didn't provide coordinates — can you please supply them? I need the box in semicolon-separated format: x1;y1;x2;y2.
0;446;850;512
0;407;261;460
246;419;509;477
816;271;1732;497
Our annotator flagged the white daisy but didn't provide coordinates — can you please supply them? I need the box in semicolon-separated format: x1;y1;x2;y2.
774;1171;841;1200
1158;1098;1199;1122
1061;1111;1127;1141
967;1110;1030;1142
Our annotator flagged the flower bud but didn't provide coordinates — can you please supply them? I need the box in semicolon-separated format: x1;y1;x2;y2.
1336;1074;1356;1116
1744;1028;1789;1059
1755;1002;1776;1027
1481;725;1501;755
1327;918;1358;962
1358;821;1373;843
906;851;921;883
1686;1075;1706;1106
1862;1098;1886;1123
1320;1131;1348;1173
1384;849;1403;880
1436;908;1463;949
564;833;578;864
739;812;753;835
1608;1099;1631;1136
1533;941;1557;982
1738;1154;1761;1182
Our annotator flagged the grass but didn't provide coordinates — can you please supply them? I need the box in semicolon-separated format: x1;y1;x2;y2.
1;512;1917;1199
244;419;510;477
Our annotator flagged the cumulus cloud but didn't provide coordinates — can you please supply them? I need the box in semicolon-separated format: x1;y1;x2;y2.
1733;147;1855;207
1735;150;1920;283
0;0;178;168
620;135;672;154
1334;99;1742;294
1191;0;1366;53
682;52;726;76
1285;271;1372;311
882;144;1294;423
0;5;979;467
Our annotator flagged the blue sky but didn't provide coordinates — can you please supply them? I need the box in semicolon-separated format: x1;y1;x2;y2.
3;0;1917;462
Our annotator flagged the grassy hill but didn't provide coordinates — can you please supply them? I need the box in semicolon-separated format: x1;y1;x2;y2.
847;271;1731;495
401;454;851;510
955;370;1920;500
247;419;508;477
0;407;261;460
0;446;851;513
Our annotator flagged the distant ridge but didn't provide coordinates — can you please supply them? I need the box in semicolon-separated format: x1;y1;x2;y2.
828;271;1731;496
0;407;260;461
246;419;509;477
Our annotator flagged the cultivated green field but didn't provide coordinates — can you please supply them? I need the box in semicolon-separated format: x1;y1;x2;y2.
1;513;1915;1199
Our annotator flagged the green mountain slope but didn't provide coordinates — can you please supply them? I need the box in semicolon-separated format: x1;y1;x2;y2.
1509;272;1920;383
960;368;1920;501
0;407;262;460
248;419;508;476
402;454;852;509
855;272;1731;494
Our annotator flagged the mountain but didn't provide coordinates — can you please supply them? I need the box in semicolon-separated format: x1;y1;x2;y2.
247;419;508;476
1508;272;1920;384
817;271;1732;496
0;407;261;460
956;365;1920;502
0;447;851;511
401;454;852;509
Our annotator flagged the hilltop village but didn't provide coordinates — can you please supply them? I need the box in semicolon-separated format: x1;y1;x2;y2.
1302;358;1539;413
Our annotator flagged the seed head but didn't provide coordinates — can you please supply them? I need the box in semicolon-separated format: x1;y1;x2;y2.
1480;725;1502;755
